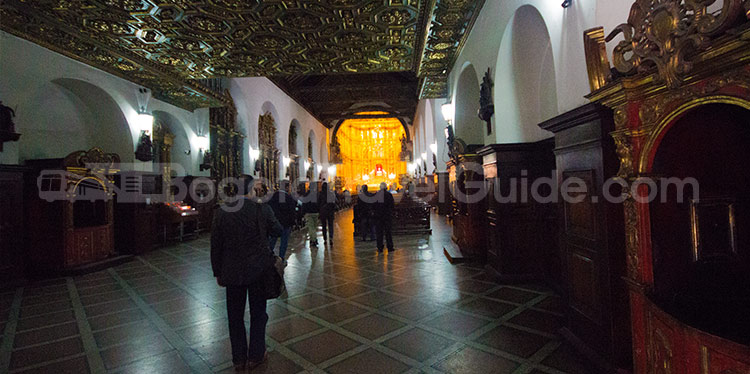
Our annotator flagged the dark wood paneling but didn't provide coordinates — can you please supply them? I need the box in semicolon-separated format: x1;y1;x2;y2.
0;166;27;287
479;139;557;281
539;103;631;370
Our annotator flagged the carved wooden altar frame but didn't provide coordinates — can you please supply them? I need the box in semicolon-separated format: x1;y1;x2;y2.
585;1;750;372
259;112;280;191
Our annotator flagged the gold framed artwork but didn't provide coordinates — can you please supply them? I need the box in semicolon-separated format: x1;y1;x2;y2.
689;197;738;262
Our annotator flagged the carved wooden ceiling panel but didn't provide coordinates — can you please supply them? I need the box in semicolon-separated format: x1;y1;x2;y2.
0;0;484;112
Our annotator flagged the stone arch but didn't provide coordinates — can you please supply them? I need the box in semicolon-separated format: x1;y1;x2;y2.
18;78;133;162
454;63;484;147
152;110;191;176
494;4;557;143
330;117;410;143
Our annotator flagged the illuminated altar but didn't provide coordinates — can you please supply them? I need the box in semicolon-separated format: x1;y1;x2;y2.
335;116;407;192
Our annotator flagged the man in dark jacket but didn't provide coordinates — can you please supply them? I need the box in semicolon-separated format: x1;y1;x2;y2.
267;180;297;261
211;176;283;370
318;182;337;245
374;182;395;253
301;183;319;246
357;184;377;241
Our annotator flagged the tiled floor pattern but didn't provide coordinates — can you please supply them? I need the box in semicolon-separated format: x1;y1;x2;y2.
0;210;596;374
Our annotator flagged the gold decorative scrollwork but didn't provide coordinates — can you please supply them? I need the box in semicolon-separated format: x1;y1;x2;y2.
606;0;746;88
624;194;640;279
614;106;629;129
611;131;635;179
651;327;674;374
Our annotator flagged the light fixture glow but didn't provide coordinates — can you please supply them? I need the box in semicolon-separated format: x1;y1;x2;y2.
283;156;291;167
441;102;454;123
136;113;153;133
304;160;311;170
362;174;370;181
421;152;427;161
430;142;438;155
195;135;209;151
388;173;396;180
249;147;260;160
316;165;323;173
327;165;336;176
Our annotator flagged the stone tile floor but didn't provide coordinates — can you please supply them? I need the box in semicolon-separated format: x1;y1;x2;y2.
0;210;596;374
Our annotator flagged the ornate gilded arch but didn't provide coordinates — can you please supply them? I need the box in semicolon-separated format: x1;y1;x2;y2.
258;112;279;189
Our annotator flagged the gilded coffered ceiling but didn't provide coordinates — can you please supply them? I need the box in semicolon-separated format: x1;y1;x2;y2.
0;0;483;113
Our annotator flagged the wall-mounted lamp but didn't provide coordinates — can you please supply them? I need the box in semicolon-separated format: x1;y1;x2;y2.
304;160;311;171
134;87;154;162
430;142;438;155
282;156;291;167
136;113;154;134
441;102;454;125
561;0;571;7
327;165;336;177
249;147;261;175
195;134;210;152
421;152;427;161
134;113;154;162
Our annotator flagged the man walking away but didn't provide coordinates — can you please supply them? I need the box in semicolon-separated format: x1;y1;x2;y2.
319;182;337;245
358;185;376;241
268;180;296;262
211;176;283;371
374;182;395;253
302;183;320;246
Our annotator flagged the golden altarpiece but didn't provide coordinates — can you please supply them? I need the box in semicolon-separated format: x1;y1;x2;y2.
584;0;750;371
210;100;244;183
258;113;280;192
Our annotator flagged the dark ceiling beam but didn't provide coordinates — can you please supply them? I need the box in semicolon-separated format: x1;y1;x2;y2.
296;84;416;93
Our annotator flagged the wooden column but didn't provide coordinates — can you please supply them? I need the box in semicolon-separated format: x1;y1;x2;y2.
539;103;631;370
478;139;556;281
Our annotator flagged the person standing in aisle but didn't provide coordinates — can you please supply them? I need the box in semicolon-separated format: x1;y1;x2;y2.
267;180;296;263
301;183;320;247
211;176;282;371
374;182;395;253
318;182;337;246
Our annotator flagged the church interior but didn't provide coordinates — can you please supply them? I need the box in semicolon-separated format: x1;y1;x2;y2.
1;0;750;373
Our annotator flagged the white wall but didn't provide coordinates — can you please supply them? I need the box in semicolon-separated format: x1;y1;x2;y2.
411;0;638;153
0;31;208;175
230;77;328;180
0;31;328;180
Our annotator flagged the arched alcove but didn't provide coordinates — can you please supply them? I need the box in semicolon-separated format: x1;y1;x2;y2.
19;78;133;161
454;64;484;147
648;103;750;345
494;5;557;143
153;110;191;176
287;119;302;185
305;130;317;181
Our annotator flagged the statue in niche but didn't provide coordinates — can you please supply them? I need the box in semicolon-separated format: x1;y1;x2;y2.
0;101;20;151
329;136;342;164
399;134;412;161
134;131;154;162
0;101;17;133
478;68;494;135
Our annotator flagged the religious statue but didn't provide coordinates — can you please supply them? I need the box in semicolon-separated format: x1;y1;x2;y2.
0;100;21;152
200;150;213;172
477;68;494;135
134;131;154;162
0;101;17;134
399;134;412;161
329;136;342;164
